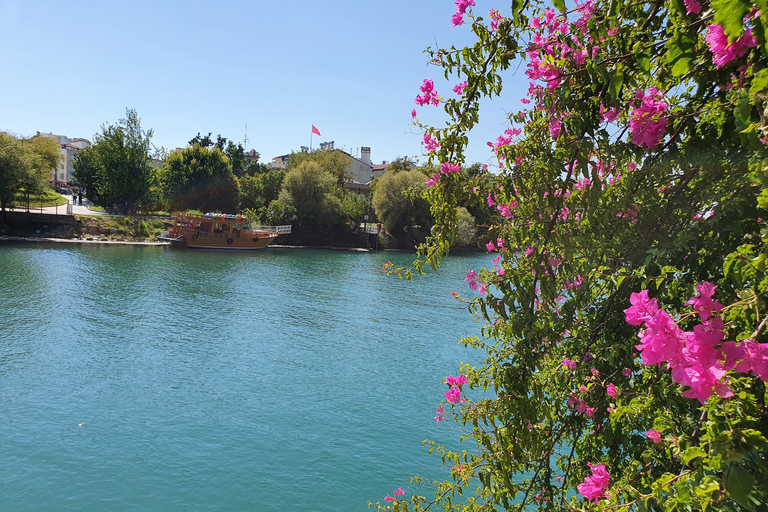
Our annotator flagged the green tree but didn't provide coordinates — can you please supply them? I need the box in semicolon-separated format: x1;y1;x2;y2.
288;148;352;186
18;134;62;207
371;168;432;244
379;1;768;511
72;109;156;212
0;132;61;213
161;143;238;212
340;191;368;229
455;206;476;247
72;145;100;202
238;169;284;211
385;157;417;174
275;160;342;240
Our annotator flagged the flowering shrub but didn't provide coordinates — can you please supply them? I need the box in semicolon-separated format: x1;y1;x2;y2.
376;0;768;510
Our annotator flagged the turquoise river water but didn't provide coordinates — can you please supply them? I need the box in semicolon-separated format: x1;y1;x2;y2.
0;243;491;511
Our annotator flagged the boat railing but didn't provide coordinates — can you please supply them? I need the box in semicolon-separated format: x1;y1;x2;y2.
250;225;292;235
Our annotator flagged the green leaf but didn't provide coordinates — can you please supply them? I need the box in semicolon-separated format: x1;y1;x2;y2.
609;65;624;100
638;54;651;74
552;0;566;13
683;446;707;465
727;466;756;508
712;0;750;40
666;31;696;77
750;69;768;95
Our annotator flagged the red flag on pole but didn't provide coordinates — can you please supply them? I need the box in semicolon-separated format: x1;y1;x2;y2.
312;125;321;136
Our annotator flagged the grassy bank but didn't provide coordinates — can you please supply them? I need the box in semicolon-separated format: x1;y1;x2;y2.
74;215;172;241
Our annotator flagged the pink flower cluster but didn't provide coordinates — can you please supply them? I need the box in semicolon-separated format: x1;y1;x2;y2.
684;0;701;14
645;429;662;443
489;9;502;30
451;0;475;27
452;81;468;94
629;87;668;148
426;161;461;187
464;269;487;294
415;79;440;106
443;374;467;405
384;488;405;502
705;24;756;69
486;237;506;253
577;463;610;502
599;103;619;123
422;132;439;152
569;394;595;418
440;161;461;174
626;284;768;404
564;275;583;290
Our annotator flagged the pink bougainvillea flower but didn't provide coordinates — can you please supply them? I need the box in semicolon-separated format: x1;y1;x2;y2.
563;358;577;369
577;463;610;502
606;383;618;398
646;430;662;443
486;241;497;252
489;8;502;30
624;290;659;325
599;103;619;123
425;174;440;187
629;88;668;148
452;81;468;94
440;161;461;174
394;488;405;496
445;386;461;403
384;496;394;502
445;374;467;387
411;109;417;118
415;78;440;106
422;132;440;152
622;368;632;377
684;281;723;322
706;24;756;69
684;0;701;13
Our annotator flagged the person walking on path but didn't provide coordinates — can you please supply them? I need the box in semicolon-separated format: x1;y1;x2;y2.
78;192;83;206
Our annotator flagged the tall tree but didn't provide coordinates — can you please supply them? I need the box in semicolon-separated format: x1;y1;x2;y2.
288;148;352;186
161;143;238;212
72;109;156;212
274;160;342;240
0;132;61;212
371;168;432;243
0;133;30;212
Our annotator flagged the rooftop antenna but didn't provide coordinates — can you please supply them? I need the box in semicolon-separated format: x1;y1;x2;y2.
243;123;249;148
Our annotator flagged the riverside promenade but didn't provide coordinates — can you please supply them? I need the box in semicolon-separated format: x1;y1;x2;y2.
9;194;108;217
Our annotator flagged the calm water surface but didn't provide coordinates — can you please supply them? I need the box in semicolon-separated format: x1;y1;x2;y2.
0;243;490;511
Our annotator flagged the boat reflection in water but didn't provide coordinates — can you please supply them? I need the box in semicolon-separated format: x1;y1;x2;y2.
160;211;291;250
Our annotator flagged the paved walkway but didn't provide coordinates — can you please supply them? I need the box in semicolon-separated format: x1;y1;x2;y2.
11;194;109;216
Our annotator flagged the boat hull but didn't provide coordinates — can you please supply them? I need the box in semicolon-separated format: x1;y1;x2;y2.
171;233;277;250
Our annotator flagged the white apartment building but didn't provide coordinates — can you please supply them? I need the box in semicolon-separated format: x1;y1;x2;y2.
37;132;91;184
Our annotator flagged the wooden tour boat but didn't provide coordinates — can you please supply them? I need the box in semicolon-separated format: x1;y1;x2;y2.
161;211;291;250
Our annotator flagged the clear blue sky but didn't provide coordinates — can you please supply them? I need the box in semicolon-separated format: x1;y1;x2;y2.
0;0;525;167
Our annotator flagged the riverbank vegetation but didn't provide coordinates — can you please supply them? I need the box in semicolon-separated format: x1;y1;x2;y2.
377;0;768;510
0;132;63;212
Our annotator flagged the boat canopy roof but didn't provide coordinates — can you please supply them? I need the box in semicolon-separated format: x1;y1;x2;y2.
171;211;250;223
